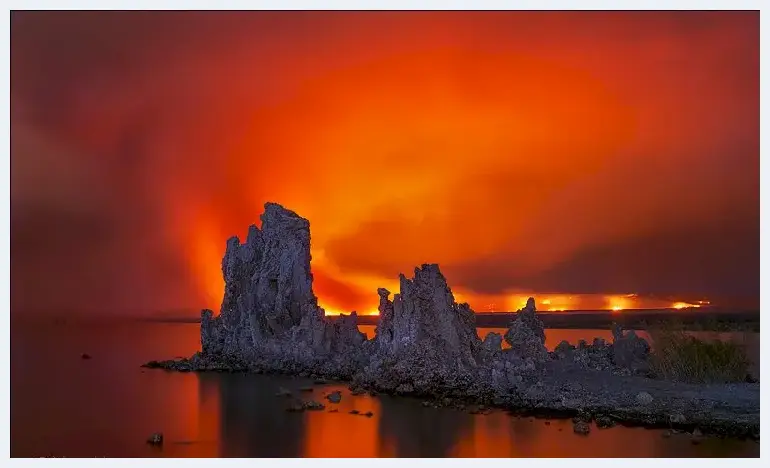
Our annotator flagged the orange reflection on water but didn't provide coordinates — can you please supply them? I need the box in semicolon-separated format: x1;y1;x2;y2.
302;391;389;457
451;411;667;457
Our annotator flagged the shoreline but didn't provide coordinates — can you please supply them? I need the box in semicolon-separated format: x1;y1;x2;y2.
143;355;760;441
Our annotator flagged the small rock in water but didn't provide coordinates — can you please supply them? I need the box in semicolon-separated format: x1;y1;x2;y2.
636;391;654;406
303;400;325;411
349;409;360;415
595;415;616;429
572;411;591;423
421;401;432;407
300;387;314;393
81;353;92;360
275;387;292;397
363;411;374;417
286;403;305;412
326;391;342;403
545;421;551;426
573;421;591;435
662;430;672;438
329;409;339;413
146;433;163;445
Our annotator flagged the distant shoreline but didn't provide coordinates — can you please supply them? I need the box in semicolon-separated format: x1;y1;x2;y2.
130;308;760;332
12;307;759;332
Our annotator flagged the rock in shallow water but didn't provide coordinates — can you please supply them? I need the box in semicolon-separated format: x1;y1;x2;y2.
326;391;342;403
595;415;616;428
303;400;326;411
573;421;591;435
146;433;163;445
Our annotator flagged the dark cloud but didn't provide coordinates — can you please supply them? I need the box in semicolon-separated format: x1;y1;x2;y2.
446;208;758;302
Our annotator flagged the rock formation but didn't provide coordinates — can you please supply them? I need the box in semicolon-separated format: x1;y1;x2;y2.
481;332;503;355
611;323;651;373
503;298;549;362
144;202;759;440
197;202;366;375
361;264;483;394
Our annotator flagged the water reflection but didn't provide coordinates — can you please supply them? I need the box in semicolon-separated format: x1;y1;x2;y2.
377;395;473;457
201;372;310;457
10;322;760;458
197;372;759;457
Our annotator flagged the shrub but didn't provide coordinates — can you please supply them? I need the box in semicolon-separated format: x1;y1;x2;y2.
648;322;750;383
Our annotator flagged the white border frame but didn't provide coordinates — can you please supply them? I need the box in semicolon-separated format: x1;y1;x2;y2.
2;2;766;465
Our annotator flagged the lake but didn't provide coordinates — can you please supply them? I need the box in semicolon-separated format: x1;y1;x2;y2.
10;321;760;457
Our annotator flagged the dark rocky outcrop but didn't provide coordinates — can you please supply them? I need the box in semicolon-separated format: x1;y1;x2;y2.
145;202;759;440
481;332;503;358
503;298;548;363
360;264;482;394
611;323;651;373
573;420;591;435
196;203;367;378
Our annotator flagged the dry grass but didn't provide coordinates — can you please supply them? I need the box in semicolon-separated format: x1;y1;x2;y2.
647;321;751;383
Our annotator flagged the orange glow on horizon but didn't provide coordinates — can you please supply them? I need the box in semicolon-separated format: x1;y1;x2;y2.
607;295;632;312
141;13;746;318
672;302;701;310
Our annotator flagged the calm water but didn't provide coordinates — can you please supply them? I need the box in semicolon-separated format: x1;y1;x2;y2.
11;322;759;458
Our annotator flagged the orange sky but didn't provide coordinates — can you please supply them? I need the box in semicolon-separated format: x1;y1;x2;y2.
10;11;759;316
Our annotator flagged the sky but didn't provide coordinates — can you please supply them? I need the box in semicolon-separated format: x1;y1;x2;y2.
10;11;759;317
